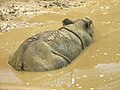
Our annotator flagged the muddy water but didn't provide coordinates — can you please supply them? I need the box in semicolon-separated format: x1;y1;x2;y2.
0;0;120;90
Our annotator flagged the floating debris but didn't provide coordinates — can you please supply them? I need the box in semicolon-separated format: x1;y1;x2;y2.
78;86;82;89
116;54;120;56
99;74;104;77
83;75;87;78
90;87;94;90
104;52;107;55
26;82;30;85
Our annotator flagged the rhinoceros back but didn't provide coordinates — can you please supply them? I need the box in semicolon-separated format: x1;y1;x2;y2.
8;29;83;71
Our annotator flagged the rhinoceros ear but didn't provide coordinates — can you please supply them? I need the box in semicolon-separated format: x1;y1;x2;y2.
62;18;74;26
84;17;93;28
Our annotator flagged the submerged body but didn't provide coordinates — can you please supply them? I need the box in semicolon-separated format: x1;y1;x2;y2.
8;18;94;71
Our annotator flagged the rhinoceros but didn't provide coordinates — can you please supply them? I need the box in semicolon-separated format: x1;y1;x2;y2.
8;17;94;72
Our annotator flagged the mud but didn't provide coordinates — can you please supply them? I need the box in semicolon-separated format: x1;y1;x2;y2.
0;0;86;32
0;0;120;90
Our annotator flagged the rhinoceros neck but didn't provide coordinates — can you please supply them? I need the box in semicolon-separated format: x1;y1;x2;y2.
61;24;93;48
59;26;85;50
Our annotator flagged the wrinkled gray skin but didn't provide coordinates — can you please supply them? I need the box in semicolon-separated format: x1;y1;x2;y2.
8;18;94;72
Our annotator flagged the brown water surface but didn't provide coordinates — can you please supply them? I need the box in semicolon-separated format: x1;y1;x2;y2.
0;0;120;90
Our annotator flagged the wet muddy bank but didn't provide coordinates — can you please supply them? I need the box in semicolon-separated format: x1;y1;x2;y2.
0;0;87;32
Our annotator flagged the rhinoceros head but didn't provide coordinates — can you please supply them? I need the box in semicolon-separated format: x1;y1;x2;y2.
62;17;94;37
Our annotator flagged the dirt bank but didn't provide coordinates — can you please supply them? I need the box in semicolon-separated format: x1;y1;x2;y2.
0;0;87;32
